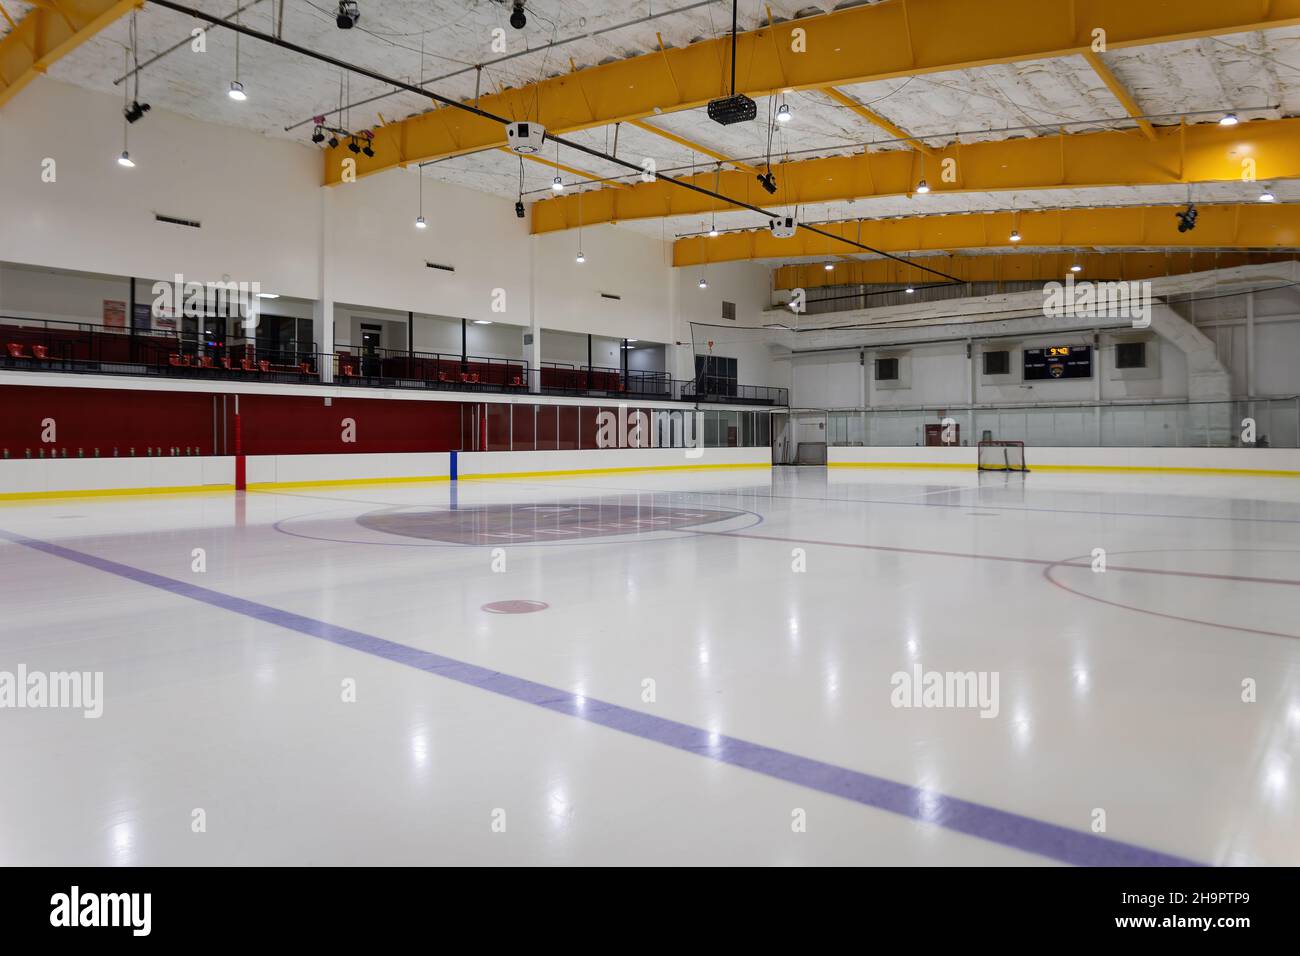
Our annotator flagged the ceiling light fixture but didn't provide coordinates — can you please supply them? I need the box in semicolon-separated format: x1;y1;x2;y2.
117;45;135;168
228;8;246;101
905;286;915;294
1070;263;1083;273
415;171;426;228
915;179;929;194
576;251;585;263
1259;186;1276;202
776;102;791;123
824;262;834;271
1009;229;1021;242
473;319;492;325
1219;112;1239;126
256;292;280;299
552;175;564;192
698;277;708;288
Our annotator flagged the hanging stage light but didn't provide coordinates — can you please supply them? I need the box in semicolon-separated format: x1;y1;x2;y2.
336;0;359;29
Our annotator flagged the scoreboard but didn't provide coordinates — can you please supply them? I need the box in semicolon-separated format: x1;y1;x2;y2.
1024;345;1092;380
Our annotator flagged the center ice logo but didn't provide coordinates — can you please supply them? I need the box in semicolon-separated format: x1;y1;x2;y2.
595;404;705;459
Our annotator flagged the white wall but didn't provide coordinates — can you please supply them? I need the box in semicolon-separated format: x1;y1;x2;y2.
0;78;683;360
0;262;131;326
0;77;323;298
794;331;1208;411
673;260;790;392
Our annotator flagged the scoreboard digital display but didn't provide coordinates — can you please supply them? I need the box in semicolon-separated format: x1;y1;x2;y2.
1024;345;1092;380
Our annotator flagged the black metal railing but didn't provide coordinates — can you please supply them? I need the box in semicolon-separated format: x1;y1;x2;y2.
0;319;788;406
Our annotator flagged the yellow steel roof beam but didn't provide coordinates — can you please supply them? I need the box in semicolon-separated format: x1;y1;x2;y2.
626;118;760;175
821;87;936;155
1082;49;1155;141
775;251;1300;290
0;0;140;109
674;204;1300;267
535;118;1300;234
323;0;1300;184
508;149;632;189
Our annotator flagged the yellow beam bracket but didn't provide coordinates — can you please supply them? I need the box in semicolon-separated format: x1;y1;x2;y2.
0;0;140;109
1082;49;1155;141
674;204;1300;267
322;0;1300;184
821;87;936;155
774;251;1300;291
536;118;1300;234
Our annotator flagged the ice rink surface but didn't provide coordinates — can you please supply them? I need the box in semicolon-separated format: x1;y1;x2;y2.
2;465;1298;865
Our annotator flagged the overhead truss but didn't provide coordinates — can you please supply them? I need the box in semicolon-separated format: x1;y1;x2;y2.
674;204;1300;266
321;0;1300;184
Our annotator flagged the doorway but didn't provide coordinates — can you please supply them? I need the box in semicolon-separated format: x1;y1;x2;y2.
771;409;828;465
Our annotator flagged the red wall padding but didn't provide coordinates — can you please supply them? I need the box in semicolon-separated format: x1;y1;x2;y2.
0;385;652;459
0;385;464;458
235;394;461;454
0;384;217;458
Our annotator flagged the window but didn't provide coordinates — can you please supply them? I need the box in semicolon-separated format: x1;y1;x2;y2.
1115;342;1147;369
875;357;899;381
695;355;738;397
983;350;1010;375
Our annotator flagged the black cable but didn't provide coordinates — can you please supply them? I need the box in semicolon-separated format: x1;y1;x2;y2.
729;0;737;95
144;0;965;286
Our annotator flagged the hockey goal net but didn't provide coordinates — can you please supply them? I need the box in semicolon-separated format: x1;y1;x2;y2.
977;440;1028;472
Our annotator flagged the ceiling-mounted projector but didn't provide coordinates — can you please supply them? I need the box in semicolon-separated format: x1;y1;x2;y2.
707;93;757;126
505;121;546;154
769;215;798;239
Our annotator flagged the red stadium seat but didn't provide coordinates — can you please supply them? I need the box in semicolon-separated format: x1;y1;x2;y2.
7;343;27;359
31;345;48;360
